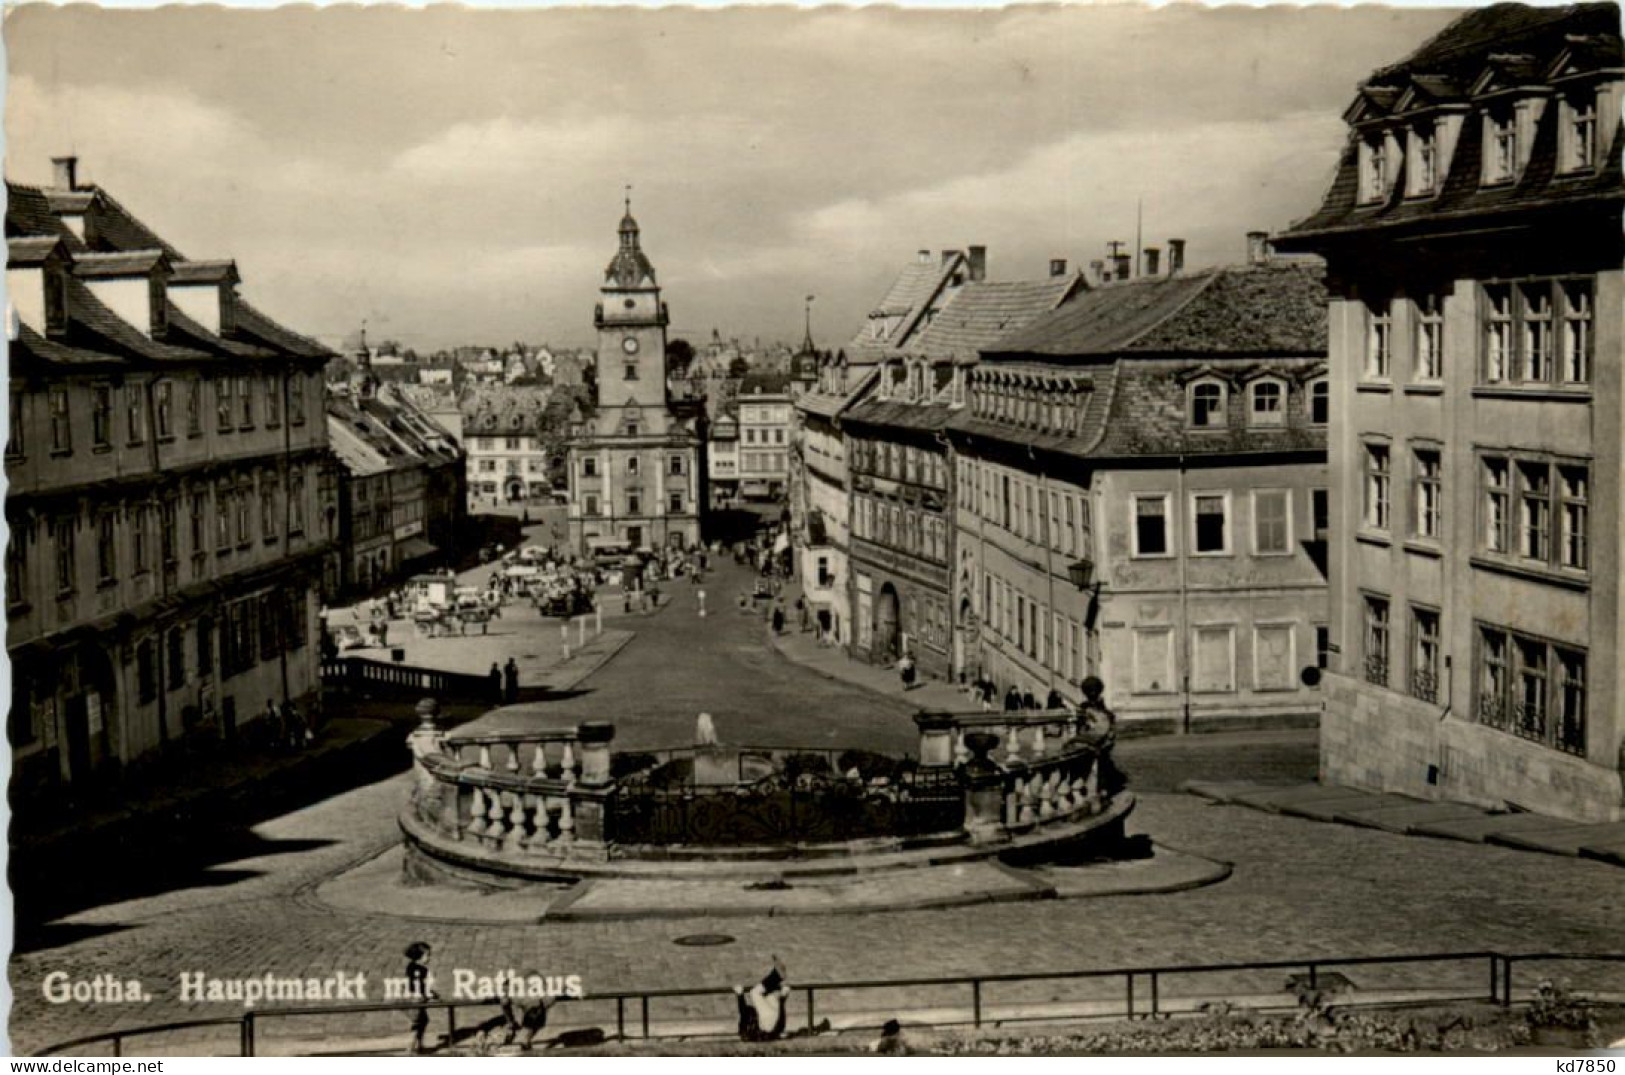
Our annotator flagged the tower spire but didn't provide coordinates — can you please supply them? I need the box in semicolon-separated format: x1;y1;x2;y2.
802;295;816;352
624;183;632;216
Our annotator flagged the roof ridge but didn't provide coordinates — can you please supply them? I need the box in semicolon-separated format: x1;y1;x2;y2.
1113;269;1223;351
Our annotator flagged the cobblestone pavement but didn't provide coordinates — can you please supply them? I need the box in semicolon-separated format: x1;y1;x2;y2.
13;561;1625;1054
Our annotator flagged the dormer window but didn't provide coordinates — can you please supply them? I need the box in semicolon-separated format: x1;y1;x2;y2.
1248;380;1286;427
1358;134;1390;204
1561;94;1598;173
1189;380;1226;428
1309;379;1330;426
1408;126;1439;196
1484;109;1517;185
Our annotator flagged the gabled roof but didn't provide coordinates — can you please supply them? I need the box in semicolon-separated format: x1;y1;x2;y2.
8;235;67;268
72;249;170;278
5;183;82;246
170;259;240;286
986;263;1326;360
1373;3;1620;84
904;275;1084;363
847;251;970;360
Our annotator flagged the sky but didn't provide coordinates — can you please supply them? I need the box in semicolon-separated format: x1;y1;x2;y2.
4;5;1458;352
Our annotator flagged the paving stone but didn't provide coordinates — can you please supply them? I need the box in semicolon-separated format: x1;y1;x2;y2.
1178;781;1259;803
1325;801;1487;835
1489;821;1625;857
1411;812;1583;843
1270;790;1391;821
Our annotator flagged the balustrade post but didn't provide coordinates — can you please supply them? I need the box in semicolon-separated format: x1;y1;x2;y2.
503;793;525;852
505;742;521;774
478;744;494;771
561;741;578;781
467;786;489;839
961;732;1008;843
576;722;616;786
915;714;955;768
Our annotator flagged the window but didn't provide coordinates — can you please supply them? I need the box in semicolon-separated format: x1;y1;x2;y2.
265;378;281;428
1133;626;1174;693
1410;126;1439;195
154;381;173;439
1189;381;1224;428
1515;636;1548;742
160;498;177;564
1196;493;1228;552
1363;443;1390;531
1249;381;1284;426
1315;625;1331;670
1411;607;1441;703
1312;488;1329;539
1365;299;1391;379
47;388;72;454
132;505;149;574
54;516;75;594
669;492;683;513
669;455;683;476
190;493;206;556
92;386;113;449
1414;293;1444;380
1486;110;1517;184
1363;595;1390;687
1519;283;1552;382
289;378;306;426
218;378;235;432
1359;135;1389;203
1563;95;1597;173
236;486;252;546
261;480;279;543
1192;625;1235;693
6;534;25;609
97;512;117;583
1517;460;1550;561
238;376;253;427
1483;284;1513;383
187;381;202;436
216;488;232;552
627;456;641;476
1476;625;1586;756
167;628;186;691
1413;449;1442;541
197;618;213;676
584;495;599;516
505;436;520;450
582;457;597;478
1253;490;1291;555
1245;623;1291;691
6;391;23;459
1560;280;1592;384
628;494;641;515
624;363;638;380
1133;495;1170;557
1482;457;1511;553
1559;466;1588;571
1557;649;1587;756
1309;379;1329;425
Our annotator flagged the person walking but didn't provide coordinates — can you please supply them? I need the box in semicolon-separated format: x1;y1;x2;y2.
403;941;436;1055
504;658;520;704
1003;686;1021;713
771;603;785;635
897;651;917;691
488;662;503;705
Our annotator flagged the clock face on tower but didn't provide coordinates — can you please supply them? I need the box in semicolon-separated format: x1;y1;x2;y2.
622;336;640;355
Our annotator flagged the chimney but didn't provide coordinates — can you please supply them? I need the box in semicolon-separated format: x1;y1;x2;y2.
1167;238;1186;275
1112;253;1132;281
1143;247;1160;276
941;249;963;269
967;245;987;283
1089;259;1107;286
917;249;931;265
51;155;79;191
1246;230;1271;266
1049;258;1068;278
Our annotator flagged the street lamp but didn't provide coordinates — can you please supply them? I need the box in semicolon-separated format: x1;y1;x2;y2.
1065;558;1098;592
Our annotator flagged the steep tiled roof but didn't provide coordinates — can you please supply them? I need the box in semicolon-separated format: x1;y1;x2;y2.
739;370;792;396
326;412;393;478
163;301;271;360
232;298;333;361
9;322;129;370
1091;359;1326;458
1281;3;1624;244
5;183;81;246
61;276;207;364
988;264;1326;360
847;252;969;359
906;276;1084;362
843;398;956;434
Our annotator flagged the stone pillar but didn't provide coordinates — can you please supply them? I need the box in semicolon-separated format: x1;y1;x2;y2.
916;713;955;768
407;697;448;825
961;731;1008;844
576;720;616;786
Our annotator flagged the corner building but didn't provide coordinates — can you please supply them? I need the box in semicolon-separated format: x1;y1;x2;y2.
566;205;704;554
1276;3;1624;821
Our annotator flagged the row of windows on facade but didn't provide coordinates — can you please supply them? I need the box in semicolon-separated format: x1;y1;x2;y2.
7;374;312;460
1358;90;1602;204
1360;594;1587;758
579;455;686;479
477;459;549;474
131;591;311;708
1360;443;1589;574
1130;488;1324;559
471;436;543;452
739;452;788;474
739;406;790;424
849;438;947;488
979;572;1095;686
960;460;1095;560
738;427;786;445
6;474;319;608
1188;376;1327;430
852;494;952;563
1363;277;1593;387
1125;621;1324;696
579;492;686;517
967;372;1090;436
854;582;950;652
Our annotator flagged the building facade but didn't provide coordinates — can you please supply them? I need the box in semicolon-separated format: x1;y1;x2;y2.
5;162;334;796
1276;3;1624;821
736;372;793;499
461;386;558;503
707;411;740;506
566;205;705;554
952;259;1331;721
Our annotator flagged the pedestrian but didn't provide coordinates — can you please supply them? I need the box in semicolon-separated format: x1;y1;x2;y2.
404;942;436;1055
504;657;520;704
1023;691;1038;711
796;597;809;632
771;604;785;635
379;620;389;648
1045;688;1064;711
263;698;284;752
281;700;306;751
734;957;791;1043
897;651;917;691
871;1019;910;1055
1003;686;1021;713
488;662;503;705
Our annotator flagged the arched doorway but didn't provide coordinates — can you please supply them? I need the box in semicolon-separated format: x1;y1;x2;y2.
504;476;525;502
874;582;901;664
63;643;117;783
